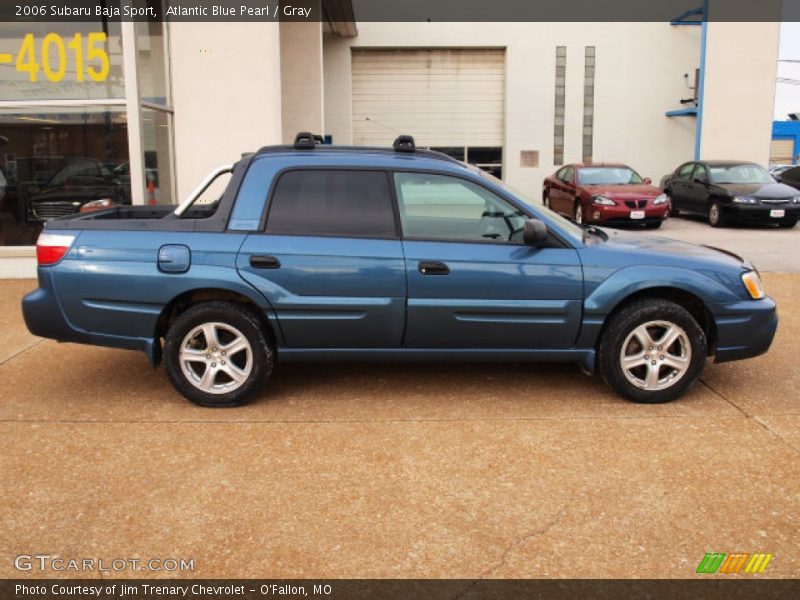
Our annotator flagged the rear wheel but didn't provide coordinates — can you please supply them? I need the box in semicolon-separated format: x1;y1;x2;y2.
164;301;274;407
598;299;707;403
708;202;726;227
542;191;549;208
574;201;584;225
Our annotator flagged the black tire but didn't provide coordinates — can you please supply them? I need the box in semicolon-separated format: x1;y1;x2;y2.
645;221;663;229
574;200;584;225
778;219;797;229
164;301;274;407
597;299;707;404
542;191;549;208
708;201;726;227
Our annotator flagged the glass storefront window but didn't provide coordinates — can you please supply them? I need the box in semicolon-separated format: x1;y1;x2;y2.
0;108;128;245
0;20;125;101
141;107;173;205
0;0;174;248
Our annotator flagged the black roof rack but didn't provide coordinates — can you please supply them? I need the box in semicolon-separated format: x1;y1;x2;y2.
293;131;325;149
255;133;461;165
393;135;416;152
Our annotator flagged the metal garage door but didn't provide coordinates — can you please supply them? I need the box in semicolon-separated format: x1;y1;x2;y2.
351;49;505;149
770;138;794;164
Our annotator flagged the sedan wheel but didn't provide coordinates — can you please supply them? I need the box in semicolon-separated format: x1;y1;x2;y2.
574;202;584;224
708;202;725;227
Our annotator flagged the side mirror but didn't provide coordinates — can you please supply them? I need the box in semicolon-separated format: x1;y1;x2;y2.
643;177;652;185
524;218;549;246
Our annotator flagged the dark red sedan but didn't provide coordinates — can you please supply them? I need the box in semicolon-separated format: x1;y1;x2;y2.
542;163;670;228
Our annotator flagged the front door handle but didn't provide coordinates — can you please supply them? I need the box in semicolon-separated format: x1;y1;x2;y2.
418;260;450;275
250;255;281;269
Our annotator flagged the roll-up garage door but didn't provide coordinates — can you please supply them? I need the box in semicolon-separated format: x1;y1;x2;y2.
770;138;794;164
351;49;505;148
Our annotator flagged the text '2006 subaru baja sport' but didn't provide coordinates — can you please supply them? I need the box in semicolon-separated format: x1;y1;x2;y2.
22;133;777;407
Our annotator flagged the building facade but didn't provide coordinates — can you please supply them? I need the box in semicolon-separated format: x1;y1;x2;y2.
0;6;781;277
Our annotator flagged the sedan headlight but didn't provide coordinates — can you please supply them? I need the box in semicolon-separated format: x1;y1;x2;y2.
79;198;115;213
793;196;800;204
741;271;765;300
653;193;669;205
733;196;758;204
592;195;616;206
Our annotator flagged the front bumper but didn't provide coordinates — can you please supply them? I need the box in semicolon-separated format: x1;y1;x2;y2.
588;203;669;225
714;296;778;363
723;204;800;224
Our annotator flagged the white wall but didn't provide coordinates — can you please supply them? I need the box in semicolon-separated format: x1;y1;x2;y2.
170;22;283;201
280;21;325;143
700;21;780;164
324;22;701;198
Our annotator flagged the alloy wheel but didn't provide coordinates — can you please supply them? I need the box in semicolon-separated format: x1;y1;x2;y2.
179;322;253;394
619;320;691;391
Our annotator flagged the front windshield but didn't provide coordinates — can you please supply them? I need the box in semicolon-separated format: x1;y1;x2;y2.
709;164;774;184
474;167;585;243
578;167;643;185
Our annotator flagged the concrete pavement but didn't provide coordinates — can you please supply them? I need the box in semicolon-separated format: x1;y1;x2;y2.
1;276;798;579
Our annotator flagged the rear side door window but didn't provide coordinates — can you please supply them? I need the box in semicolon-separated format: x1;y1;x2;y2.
266;169;397;238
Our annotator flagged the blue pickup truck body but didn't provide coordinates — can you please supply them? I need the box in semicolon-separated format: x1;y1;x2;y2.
22;143;778;405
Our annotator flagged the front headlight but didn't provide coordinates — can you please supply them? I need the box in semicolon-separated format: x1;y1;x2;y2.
733;196;758;204
653;193;669;205
592;195;616;206
793;196;800;204
741;271;765;300
79;198;115;213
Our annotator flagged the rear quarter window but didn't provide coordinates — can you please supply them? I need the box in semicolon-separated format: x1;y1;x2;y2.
265;169;396;238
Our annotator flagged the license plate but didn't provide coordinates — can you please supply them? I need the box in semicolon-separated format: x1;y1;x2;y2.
630;210;645;220
770;209;785;218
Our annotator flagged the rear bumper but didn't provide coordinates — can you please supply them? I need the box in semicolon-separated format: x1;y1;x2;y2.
22;268;158;363
713;296;778;363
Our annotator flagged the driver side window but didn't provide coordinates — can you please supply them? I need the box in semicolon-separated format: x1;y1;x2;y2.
394;172;527;243
691;164;709;182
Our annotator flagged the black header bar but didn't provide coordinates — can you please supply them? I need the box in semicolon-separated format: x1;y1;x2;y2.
0;0;796;23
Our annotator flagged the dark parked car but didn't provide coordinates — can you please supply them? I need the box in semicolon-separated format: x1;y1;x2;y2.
23;134;777;408
661;161;800;228
542;163;669;228
773;165;800;193
27;157;125;221
1;156;65;223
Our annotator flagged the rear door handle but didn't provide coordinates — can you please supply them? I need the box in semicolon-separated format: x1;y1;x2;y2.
418;261;450;275
250;255;281;269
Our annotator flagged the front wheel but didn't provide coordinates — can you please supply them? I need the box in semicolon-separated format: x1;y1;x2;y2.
645;221;663;229
164;301;274;407
574;201;584;225
778;219;797;229
708;202;726;227
598;299;707;403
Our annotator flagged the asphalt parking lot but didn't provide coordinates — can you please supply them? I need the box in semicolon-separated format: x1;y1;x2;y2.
1;217;799;579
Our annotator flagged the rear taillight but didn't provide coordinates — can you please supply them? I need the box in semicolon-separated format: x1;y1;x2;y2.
36;232;75;266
